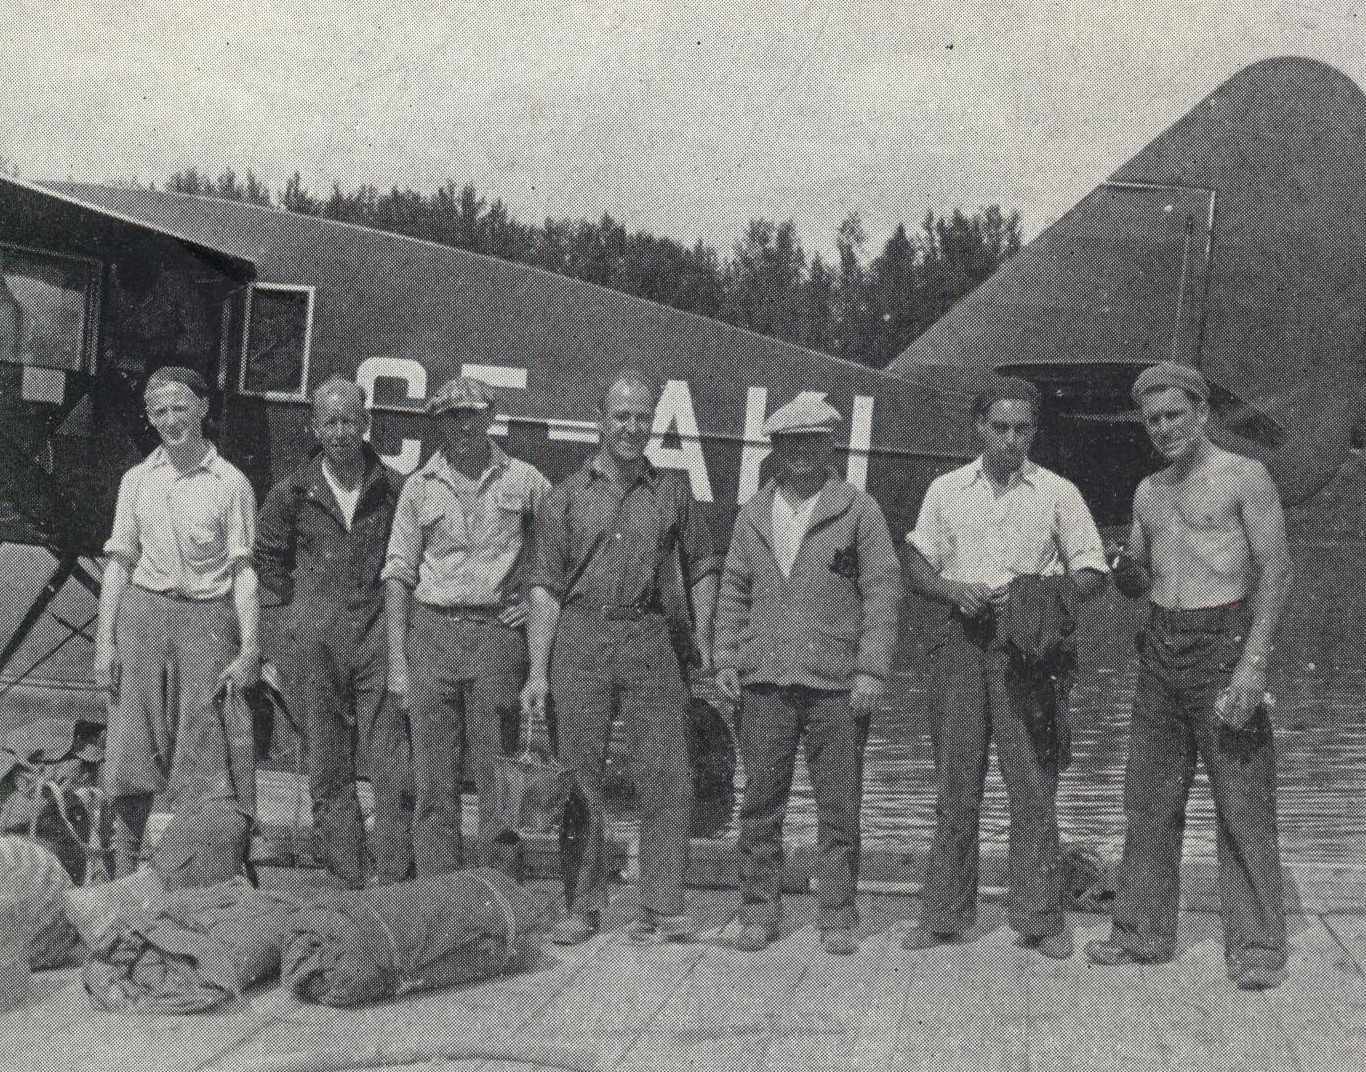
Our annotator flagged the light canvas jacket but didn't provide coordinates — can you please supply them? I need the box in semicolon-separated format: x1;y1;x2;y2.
713;475;903;691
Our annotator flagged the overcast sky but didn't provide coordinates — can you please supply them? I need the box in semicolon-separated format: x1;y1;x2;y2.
3;1;1363;254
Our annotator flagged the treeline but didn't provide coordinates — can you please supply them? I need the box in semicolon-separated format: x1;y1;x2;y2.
163;167;1021;368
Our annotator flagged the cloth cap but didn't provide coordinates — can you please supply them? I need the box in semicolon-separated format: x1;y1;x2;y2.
145;366;210;398
972;375;1040;417
1131;361;1210;404
762;395;842;438
427;375;497;415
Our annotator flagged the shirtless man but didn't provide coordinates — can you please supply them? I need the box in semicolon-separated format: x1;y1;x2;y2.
1085;361;1292;990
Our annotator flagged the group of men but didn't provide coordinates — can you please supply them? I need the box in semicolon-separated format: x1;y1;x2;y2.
93;356;1291;991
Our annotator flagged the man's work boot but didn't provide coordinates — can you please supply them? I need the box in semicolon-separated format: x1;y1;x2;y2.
822;928;859;955
108;793;153;879
900;923;960;951
730;924;779;952
1084;938;1166;966
1018;930;1074;960
628;910;698;944
551;912;600;946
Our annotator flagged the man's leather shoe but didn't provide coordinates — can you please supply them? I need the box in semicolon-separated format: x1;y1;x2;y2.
1084;938;1163;966
731;924;779;952
551;912;600;946
1231;963;1285;990
900;924;959;951
1018;931;1074;959
822;928;858;955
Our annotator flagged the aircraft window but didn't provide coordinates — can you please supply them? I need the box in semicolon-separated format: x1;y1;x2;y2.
0;244;98;371
241;283;313;398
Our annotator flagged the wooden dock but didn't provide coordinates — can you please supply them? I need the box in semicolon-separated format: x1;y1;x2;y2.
3;873;1364;1072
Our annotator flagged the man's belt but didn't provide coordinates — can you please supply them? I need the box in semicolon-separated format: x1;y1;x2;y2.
567;600;663;621
417;603;502;621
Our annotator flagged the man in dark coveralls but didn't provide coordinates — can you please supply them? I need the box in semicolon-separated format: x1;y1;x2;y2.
522;368;720;946
256;376;411;887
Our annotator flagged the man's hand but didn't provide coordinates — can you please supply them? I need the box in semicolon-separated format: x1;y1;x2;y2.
387;659;411;709
850;673;885;714
94;645;119;699
498;600;529;629
1219;662;1267;730
1105;540;1149;599
715;667;742;704
218;649;261;692
519;674;552;753
955;581;997;617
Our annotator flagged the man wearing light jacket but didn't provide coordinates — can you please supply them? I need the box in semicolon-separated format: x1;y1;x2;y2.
714;395;902;955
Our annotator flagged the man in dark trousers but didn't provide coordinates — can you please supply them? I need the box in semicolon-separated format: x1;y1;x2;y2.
522;368;719;946
1086;362;1291;990
94;366;261;878
384;376;550;878
256;376;409;887
713;395;902;955
902;376;1107;959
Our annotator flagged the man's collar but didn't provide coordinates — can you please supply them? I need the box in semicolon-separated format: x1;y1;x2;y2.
421;442;509;488
963;456;1038;489
589;453;658;486
149;442;220;477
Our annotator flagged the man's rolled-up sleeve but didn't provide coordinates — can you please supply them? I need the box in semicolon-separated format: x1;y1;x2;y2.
906;479;946;572
223;474;257;567
678;488;721;584
1056;482;1108;576
103;469;141;568
528;484;571;600
381;478;423;589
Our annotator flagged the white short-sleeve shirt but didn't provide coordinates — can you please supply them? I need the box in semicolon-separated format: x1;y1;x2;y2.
907;457;1107;588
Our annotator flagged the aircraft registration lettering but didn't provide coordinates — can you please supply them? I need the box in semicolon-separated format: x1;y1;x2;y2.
356;356;426;474
646;379;714;503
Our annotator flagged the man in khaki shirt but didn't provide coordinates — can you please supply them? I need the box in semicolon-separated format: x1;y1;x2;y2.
94;366;260;877
383;376;550;877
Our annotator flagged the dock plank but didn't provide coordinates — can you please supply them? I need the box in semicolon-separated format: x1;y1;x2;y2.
890;906;1031;1072
616;893;816;1072
1322;914;1366;976
1263;916;1366;1072
483;890;737;1072
1024;913;1170;1072
756;895;912;1072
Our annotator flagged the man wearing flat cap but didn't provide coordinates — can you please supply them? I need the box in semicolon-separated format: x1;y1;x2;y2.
713;395;902;954
1086;362;1291;990
902;375;1107;959
94;366;261;877
256;376;409;887
523;367;719;946
383;375;550;877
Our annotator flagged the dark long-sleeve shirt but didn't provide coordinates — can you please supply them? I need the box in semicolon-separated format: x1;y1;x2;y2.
530;456;720;610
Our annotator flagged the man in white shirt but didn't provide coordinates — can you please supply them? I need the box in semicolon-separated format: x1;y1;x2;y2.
901;376;1107;959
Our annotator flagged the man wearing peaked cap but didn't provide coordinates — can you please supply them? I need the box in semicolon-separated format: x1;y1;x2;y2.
426;374;498;415
901;375;1107;959
760;394;843;437
1087;362;1291;990
1129;361;1210;405
714;394;902;954
383;375;551;878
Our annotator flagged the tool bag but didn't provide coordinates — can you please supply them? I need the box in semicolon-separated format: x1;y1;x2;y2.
0;835;82;970
492;704;572;838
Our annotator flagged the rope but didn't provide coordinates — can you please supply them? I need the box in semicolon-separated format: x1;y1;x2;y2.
469;871;519;968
